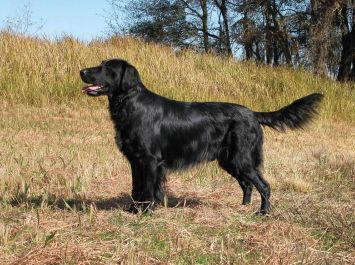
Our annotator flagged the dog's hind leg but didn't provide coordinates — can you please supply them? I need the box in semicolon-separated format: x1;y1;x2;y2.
242;168;270;215
218;159;253;205
219;157;270;214
218;124;270;214
236;178;253;205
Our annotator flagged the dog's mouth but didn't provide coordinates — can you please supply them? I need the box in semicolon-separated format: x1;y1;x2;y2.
81;84;108;96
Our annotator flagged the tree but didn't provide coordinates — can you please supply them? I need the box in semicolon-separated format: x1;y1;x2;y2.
106;0;354;81
232;0;297;65
337;0;355;81
3;2;44;35
231;0;262;61
200;0;210;52
309;0;340;76
180;0;236;55
106;0;196;48
214;0;233;55
240;11;256;60
180;0;211;52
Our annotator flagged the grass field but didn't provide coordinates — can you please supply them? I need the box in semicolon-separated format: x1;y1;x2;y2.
0;31;354;264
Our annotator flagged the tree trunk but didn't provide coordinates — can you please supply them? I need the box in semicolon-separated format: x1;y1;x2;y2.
273;41;279;65
255;40;262;62
337;2;355;81
309;0;338;76
214;0;232;55
264;1;273;65
351;58;355;80
200;0;209;52
243;12;253;60
349;1;355;81
271;0;279;65
245;40;253;60
271;0;292;65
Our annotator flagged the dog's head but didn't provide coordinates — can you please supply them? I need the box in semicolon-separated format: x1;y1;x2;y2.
80;59;141;97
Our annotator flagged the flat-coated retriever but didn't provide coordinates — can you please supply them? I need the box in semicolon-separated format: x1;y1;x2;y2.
80;59;323;215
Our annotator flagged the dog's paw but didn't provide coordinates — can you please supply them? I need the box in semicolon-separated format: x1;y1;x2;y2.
126;203;139;214
254;209;270;217
127;201;156;214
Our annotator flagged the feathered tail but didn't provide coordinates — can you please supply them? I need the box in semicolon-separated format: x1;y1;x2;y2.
254;93;324;131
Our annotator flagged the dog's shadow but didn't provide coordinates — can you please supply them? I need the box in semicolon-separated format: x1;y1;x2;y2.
8;193;202;212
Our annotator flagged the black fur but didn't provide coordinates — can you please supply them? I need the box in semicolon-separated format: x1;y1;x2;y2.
80;59;323;215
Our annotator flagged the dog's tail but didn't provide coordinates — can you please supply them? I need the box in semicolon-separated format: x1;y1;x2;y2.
254;93;324;131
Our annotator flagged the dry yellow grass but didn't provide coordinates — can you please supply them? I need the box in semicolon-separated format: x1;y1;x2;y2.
1;31;354;120
0;103;354;264
0;32;354;264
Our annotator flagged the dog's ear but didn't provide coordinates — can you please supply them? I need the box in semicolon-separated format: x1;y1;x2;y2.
122;63;141;90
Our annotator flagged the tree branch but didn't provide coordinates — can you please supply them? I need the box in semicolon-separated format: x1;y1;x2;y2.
180;0;203;19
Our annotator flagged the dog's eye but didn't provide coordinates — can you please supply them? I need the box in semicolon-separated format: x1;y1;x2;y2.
105;62;116;71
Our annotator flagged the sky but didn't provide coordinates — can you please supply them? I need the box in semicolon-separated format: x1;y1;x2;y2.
0;0;123;40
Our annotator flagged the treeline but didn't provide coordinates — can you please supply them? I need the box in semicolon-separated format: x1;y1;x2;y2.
106;0;355;81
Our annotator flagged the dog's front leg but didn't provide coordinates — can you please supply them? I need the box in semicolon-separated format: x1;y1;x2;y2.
129;159;159;213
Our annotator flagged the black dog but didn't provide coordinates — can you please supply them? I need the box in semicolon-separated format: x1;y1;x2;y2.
80;59;323;215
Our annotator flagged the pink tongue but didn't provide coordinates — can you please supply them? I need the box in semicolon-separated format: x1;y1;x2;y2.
81;85;101;93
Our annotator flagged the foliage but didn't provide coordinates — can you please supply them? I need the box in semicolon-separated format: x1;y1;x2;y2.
107;0;355;80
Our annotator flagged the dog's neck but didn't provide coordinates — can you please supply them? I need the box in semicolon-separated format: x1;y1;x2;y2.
108;83;146;124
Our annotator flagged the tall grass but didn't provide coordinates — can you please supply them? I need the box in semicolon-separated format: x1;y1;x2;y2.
0;30;354;121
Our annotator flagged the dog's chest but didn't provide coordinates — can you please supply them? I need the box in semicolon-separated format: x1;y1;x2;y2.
114;131;123;151
114;128;138;155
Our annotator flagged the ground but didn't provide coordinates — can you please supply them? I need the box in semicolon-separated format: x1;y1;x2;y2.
0;102;354;264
